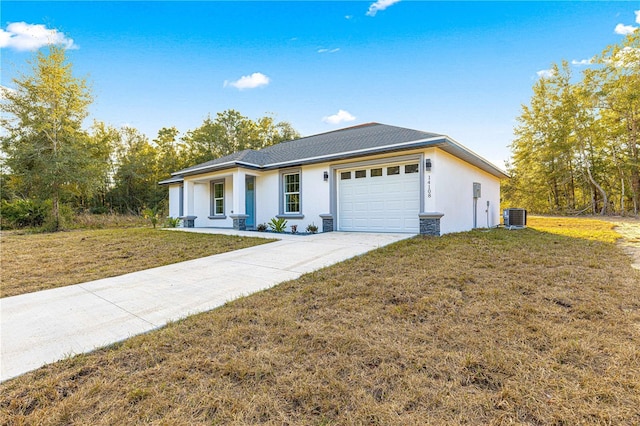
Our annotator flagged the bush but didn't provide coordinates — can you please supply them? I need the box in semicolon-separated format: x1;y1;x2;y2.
268;217;288;233
165;217;181;228
256;223;268;232
89;206;110;215
306;223;318;234
0;199;48;229
42;202;74;232
142;208;161;229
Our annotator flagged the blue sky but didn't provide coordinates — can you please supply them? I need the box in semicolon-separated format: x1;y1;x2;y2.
1;1;639;168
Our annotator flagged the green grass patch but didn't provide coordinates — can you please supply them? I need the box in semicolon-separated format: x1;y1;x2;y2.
528;215;621;243
1;218;638;424
0;228;272;298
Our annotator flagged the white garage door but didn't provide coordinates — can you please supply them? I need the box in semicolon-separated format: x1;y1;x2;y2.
338;161;420;233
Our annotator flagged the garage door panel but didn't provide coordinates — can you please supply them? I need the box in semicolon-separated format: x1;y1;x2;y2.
338;161;420;233
354;202;369;213
369;185;386;195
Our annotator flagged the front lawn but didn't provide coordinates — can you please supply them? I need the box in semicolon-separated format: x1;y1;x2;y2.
0;229;272;298
1;218;639;424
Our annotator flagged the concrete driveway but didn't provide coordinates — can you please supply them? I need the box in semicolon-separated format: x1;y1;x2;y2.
0;230;412;382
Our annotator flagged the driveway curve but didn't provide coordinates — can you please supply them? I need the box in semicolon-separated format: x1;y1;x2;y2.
0;230;412;382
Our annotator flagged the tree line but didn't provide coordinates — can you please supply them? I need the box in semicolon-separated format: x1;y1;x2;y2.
504;33;639;216
0;46;299;230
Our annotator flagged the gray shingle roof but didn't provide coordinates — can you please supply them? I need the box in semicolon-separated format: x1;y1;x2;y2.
172;123;441;174
160;122;507;183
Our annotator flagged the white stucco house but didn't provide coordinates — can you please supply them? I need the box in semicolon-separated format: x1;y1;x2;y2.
159;123;508;236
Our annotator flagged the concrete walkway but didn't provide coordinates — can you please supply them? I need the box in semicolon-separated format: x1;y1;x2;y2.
0;230;412;382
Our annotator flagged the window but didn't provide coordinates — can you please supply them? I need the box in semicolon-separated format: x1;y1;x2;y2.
283;172;300;214
355;170;367;179
340;171;351;180
179;184;184;217
405;164;419;174
210;181;224;216
387;166;400;175
371;168;382;177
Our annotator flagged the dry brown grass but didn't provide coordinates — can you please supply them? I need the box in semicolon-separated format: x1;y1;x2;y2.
0;229;271;298
1;218;639;425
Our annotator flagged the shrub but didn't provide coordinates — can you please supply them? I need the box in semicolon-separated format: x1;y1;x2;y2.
306;223;318;234
42;203;74;232
89;206;110;215
0;198;48;229
165;217;182;228
268;217;288;233
142;207;161;229
256;223;268;232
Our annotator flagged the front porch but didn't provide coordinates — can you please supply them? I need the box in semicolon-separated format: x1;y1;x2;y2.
176;168;257;231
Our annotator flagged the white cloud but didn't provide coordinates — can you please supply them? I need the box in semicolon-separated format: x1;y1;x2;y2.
614;23;638;35
636;10;640;24
366;0;401;17
317;48;340;54
0;22;76;51
323;109;356;125
224;72;270;90
536;69;555;79
571;58;593;66
345;15;354;20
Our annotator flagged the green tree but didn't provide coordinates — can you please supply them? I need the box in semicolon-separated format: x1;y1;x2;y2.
110;127;159;214
0;46;93;230
181;110;300;166
509;63;578;213
593;32;640;214
85;121;121;212
506;33;640;216
154;126;186;180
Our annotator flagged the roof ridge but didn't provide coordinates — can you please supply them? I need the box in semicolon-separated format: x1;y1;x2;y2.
284;122;382;143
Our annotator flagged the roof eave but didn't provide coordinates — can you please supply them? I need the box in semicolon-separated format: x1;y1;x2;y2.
440;136;509;179
158;176;184;185
174;160;263;177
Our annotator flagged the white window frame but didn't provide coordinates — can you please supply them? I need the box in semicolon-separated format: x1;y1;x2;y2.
278;169;303;218
283;172;301;214
210;180;225;217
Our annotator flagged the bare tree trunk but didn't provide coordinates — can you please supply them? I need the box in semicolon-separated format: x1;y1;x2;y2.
585;165;608;215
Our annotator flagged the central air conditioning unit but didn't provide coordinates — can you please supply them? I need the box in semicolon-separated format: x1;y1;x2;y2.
503;208;527;228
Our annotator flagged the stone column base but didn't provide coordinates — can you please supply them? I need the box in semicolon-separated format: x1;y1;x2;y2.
319;214;334;233
230;214;249;231
179;216;197;228
419;212;444;236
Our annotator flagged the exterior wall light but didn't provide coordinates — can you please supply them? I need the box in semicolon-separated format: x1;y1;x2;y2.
323;171;329;181
425;159;432;171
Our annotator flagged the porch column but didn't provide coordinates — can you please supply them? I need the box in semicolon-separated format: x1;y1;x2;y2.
181;180;197;227
230;169;248;230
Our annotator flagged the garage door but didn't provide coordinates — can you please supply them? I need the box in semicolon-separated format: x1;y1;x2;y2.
338;161;420;233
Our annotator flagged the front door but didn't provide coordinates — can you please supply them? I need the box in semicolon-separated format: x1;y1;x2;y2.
245;176;256;229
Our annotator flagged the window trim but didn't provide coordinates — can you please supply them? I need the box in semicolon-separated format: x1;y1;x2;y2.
279;168;304;217
209;179;226;219
405;163;419;174
370;168;383;177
